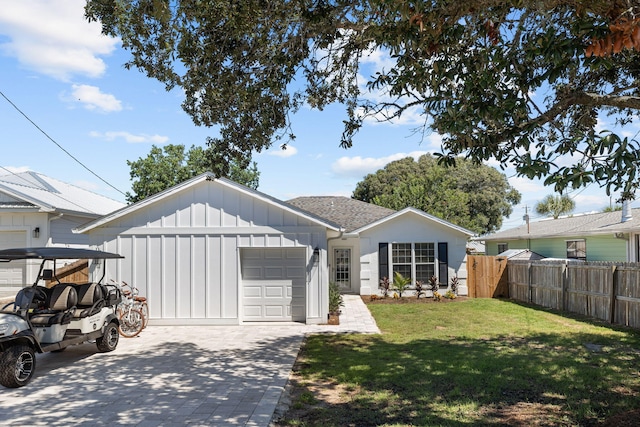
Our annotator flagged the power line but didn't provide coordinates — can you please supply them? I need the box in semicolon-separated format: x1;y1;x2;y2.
0;90;126;197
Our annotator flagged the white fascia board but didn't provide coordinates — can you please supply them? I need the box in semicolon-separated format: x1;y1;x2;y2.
75;173;341;233
353;207;475;237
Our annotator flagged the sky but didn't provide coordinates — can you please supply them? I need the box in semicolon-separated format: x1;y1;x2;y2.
0;0;637;233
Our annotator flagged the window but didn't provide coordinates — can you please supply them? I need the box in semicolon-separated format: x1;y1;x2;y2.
566;240;586;260
497;243;508;254
389;242;436;283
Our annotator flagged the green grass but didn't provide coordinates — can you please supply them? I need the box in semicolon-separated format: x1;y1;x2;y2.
277;298;640;426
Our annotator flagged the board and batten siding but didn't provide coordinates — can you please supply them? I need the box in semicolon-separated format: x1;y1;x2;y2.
88;179;329;325
357;211;469;295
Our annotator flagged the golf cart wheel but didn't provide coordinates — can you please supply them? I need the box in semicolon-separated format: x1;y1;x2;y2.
0;344;36;388
96;321;119;352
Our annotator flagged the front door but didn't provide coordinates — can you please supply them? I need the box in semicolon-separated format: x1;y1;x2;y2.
334;248;351;292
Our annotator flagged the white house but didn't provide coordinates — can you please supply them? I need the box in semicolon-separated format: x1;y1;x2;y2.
76;176;474;326
75;174;340;325
0;171;125;295
287;197;474;296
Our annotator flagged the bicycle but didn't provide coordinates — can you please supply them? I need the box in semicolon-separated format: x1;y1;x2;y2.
120;281;149;329
109;280;145;338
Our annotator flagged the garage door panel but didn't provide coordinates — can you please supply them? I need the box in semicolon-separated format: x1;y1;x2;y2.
264;267;285;279
241;248;306;322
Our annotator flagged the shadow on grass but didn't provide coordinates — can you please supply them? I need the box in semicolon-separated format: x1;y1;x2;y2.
278;329;640;427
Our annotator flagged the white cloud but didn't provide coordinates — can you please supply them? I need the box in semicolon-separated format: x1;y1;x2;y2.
66;84;122;112
0;0;118;81
266;145;298;158
508;176;544;194
331;150;429;178
89;131;169;144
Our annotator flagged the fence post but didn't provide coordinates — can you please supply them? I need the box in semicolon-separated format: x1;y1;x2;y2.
527;262;532;303
609;265;618;324
561;262;567;312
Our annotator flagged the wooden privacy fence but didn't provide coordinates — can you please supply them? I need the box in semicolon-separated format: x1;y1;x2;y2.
467;255;509;298
45;259;88;286
508;260;640;328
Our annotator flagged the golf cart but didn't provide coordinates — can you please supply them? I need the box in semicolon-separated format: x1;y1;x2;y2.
0;247;123;388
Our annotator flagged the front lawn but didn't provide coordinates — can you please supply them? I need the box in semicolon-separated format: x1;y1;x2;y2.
275;298;640;426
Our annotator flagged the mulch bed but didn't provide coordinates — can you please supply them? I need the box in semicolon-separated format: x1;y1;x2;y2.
362;295;468;304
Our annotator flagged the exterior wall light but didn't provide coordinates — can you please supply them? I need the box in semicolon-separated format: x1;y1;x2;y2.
313;247;320;264
33;227;40;239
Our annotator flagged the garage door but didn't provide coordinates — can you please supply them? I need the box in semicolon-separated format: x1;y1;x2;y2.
241;248;306;322
0;231;27;291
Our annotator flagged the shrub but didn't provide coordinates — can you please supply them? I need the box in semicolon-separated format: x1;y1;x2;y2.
328;282;344;314
428;275;439;299
393;271;412;297
379;276;391;297
433;291;442;301
450;276;460;295
444;290;457;299
415;280;425;299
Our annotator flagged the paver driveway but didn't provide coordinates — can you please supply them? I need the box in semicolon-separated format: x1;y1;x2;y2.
0;296;379;426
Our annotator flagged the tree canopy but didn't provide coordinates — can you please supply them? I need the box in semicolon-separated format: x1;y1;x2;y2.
126;144;259;203
535;194;576;219
87;1;640;198
352;154;521;234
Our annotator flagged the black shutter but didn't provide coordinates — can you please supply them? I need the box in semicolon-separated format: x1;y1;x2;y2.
438;242;448;286
379;243;389;280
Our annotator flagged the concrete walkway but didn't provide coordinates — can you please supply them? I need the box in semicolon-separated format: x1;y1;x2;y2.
0;295;378;426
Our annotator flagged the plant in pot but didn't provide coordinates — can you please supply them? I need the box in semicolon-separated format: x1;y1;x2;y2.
328;282;344;325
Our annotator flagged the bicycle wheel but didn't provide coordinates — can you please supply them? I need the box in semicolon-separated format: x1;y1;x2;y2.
140;302;149;329
118;308;145;338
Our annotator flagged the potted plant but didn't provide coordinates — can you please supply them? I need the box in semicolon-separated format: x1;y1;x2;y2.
328;282;344;325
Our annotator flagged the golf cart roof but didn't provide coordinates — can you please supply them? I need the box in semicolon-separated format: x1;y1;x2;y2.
0;247;124;261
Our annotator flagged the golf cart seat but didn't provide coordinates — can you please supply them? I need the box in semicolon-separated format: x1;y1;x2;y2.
72;283;106;319
30;285;78;327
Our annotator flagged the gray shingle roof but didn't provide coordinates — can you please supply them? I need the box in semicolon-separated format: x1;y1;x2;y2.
286;196;396;232
481;208;640;241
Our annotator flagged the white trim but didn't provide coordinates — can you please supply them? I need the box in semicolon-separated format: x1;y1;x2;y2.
75;173;341;233
354;207;474;237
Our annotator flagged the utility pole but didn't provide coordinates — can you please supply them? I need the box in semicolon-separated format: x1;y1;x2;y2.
523;206;530;234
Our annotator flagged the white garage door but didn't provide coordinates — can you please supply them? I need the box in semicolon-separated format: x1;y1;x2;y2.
0;231;27;291
241;248;306;322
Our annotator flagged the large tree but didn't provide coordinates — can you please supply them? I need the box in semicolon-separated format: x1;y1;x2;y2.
86;1;640;199
353;154;521;234
126;144;259;203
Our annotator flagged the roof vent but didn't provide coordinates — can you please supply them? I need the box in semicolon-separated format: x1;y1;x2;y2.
622;199;633;223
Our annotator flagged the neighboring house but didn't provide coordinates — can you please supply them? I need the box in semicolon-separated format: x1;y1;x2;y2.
0;171;125;295
480;204;640;262
75;174;474;326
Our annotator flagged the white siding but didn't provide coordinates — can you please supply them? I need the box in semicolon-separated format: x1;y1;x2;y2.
91;179;329;325
358;211;469;295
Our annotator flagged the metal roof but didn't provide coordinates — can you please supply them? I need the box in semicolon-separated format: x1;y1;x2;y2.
0;171;125;216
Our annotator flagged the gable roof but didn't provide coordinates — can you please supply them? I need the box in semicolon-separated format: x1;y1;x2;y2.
76;173;341;233
354;207;475;236
481;208;640;241
286;196;396;232
287;196;475;236
0;171;125;217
